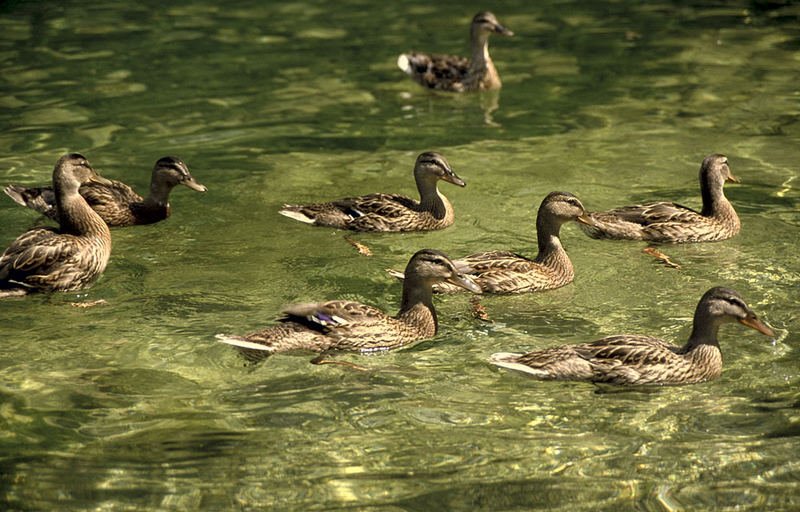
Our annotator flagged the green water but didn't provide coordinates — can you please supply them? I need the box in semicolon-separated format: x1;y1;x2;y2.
1;0;799;510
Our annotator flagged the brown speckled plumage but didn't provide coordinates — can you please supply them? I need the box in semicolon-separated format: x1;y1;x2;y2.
389;192;591;294
279;152;465;232
398;12;514;92
4;156;206;227
579;155;740;243
491;287;774;386
216;249;481;362
0;154;112;297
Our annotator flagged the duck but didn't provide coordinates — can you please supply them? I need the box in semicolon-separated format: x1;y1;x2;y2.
397;11;514;92
4;156;206;227
0;154;113;298
216;249;481;362
388;192;592;294
578;154;740;243
491;287;774;386
279;152;465;232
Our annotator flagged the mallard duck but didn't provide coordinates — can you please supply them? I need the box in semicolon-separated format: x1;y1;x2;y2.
216;249;481;362
578;155;739;243
0;154;113;298
491;287;774;386
279;152;465;232
4;156;206;227
388;192;592;294
397;11;514;92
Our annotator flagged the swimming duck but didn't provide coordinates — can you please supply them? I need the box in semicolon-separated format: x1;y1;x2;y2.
388;192;592;294
491;287;774;385
216;249;481;362
578;155;739;243
279;152;465;232
397;11;514;92
4;156;206;227
0;154;113;297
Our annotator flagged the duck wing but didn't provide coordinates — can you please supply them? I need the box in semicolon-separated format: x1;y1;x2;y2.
331;193;418;219
573;335;679;365
400;52;471;91
571;335;684;384
281;193;419;230
583;201;708;241
0;227;78;288
281;300;405;352
79;180;142;212
447;251;557;294
497;336;680;384
281;300;389;332
4;180;143;225
216;300;408;361
454;250;534;271
594;202;701;226
3;184;59;220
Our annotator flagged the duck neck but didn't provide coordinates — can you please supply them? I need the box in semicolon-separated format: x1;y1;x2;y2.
680;320;723;380
56;184;110;238
700;176;736;222
534;215;568;267
397;277;437;336
142;179;174;208
469;31;492;74
681;306;723;353
417;177;448;220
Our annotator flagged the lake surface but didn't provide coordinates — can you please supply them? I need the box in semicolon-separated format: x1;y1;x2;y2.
1;0;799;510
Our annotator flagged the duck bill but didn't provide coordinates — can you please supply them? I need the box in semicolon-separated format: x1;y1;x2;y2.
89;174;114;186
443;172;466;187
726;174;740;184
576;213;595;226
447;273;482;294
183;177;208;192
494;24;514;36
739;314;774;337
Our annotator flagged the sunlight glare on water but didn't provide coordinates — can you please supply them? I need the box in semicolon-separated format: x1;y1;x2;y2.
1;0;799;510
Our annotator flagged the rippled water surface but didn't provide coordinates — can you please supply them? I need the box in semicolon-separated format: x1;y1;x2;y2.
1;0;799;510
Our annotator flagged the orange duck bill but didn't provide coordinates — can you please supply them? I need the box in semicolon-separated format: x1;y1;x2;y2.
739;313;775;337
